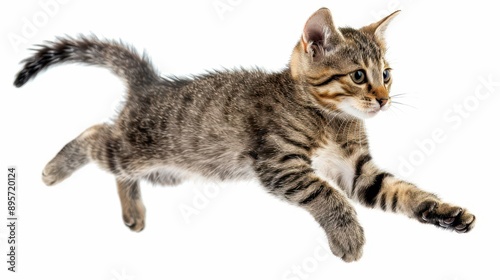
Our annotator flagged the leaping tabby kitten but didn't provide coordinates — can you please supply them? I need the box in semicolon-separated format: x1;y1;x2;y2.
14;8;475;262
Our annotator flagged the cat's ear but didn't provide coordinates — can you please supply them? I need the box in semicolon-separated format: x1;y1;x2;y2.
361;10;401;42
301;8;343;61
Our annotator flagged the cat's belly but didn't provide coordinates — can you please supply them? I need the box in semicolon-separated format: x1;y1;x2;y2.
143;153;257;185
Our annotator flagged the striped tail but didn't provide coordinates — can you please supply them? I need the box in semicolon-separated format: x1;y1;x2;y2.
14;35;159;88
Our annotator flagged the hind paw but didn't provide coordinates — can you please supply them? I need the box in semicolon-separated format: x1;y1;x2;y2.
42;162;71;186
122;202;146;232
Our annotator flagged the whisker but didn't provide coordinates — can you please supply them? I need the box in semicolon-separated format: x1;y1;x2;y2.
388;108;402;118
328;111;343;128
390;105;405;114
337;118;349;141
357;120;364;146
391;101;417;110
339;116;355;141
390;93;410;98
391;93;418;100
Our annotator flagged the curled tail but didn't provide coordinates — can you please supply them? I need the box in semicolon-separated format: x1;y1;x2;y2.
14;35;159;88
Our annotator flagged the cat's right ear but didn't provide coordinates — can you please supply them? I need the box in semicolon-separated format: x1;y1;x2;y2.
301;8;343;62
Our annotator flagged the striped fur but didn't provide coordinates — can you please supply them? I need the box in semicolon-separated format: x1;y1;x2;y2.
14;8;475;262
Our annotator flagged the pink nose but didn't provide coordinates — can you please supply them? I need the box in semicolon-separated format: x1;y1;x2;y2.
372;86;389;107
376;98;388;107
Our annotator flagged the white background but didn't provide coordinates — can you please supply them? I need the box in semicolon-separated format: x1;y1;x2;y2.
1;0;499;279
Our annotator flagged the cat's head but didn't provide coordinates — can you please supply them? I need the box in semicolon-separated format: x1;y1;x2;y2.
290;8;400;119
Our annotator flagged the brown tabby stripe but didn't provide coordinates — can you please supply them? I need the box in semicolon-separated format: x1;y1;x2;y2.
105;140;117;173
380;192;387;211
309;74;345;87
352;154;372;195
391;191;398;212
271;168;314;190
279;154;311;164
305;71;334;83
285;122;315;144
279;135;312;152
299;184;332;205
360;172;392;207
317;92;350;100
285;178;320;196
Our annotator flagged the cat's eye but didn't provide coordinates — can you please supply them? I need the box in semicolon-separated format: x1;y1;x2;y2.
383;69;391;83
350;70;366;84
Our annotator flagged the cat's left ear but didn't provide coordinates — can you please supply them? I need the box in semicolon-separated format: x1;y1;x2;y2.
361;10;401;42
301;8;344;61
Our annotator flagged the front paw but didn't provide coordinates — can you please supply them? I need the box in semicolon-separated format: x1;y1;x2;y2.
326;219;365;262
416;200;476;233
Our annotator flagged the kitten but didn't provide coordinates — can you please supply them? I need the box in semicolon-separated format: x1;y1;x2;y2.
14;8;475;262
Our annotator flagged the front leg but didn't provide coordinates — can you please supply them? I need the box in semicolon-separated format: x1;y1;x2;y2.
350;153;476;232
255;156;365;262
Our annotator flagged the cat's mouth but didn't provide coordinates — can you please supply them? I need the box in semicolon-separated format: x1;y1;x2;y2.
357;108;380;118
338;99;384;119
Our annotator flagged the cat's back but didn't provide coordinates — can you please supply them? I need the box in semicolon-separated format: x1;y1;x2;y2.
148;68;297;130
116;68;299;169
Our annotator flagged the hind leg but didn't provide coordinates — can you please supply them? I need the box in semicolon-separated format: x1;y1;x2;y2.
117;178;146;232
42;124;108;186
42;124;148;231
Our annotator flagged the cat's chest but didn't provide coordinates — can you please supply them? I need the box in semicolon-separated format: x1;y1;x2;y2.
311;141;355;188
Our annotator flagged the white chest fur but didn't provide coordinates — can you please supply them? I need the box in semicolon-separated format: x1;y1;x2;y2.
311;141;355;191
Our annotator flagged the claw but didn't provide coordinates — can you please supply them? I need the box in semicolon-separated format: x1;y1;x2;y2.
452;208;463;217
421;211;429;221
456;227;468;233
455;224;467;231
443;217;455;225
